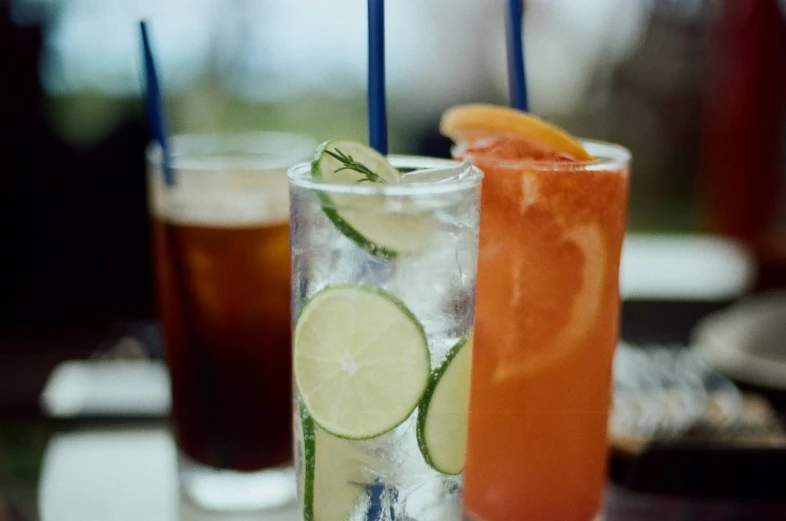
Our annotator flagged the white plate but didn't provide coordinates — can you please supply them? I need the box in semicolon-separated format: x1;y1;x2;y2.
40;360;171;417
38;427;300;521
620;234;755;301
692;291;786;391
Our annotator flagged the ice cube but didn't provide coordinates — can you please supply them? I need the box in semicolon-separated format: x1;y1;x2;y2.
400;161;472;184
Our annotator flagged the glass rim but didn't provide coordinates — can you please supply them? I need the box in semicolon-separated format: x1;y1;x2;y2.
288;155;483;196
453;138;631;172
146;131;317;171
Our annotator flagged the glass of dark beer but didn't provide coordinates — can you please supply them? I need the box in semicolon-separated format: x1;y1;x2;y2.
146;132;315;511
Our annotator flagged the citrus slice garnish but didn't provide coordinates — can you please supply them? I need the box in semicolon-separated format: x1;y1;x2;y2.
311;140;435;260
299;403;366;521
440;103;593;161
416;332;474;475
294;285;430;439
492;223;607;381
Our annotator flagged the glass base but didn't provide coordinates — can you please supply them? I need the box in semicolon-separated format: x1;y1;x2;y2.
178;453;296;512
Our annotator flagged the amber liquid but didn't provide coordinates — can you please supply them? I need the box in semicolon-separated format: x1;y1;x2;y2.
152;218;292;471
460;156;629;521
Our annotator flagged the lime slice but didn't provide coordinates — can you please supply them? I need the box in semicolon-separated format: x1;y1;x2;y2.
416;332;474;475
294;285;430;439
312;139;401;185
311;140;435;260
300;404;365;521
299;404;316;521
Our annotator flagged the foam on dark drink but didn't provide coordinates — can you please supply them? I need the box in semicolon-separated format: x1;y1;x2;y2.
150;167;292;472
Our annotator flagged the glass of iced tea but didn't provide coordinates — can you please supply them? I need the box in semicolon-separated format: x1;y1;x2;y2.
146;131;315;512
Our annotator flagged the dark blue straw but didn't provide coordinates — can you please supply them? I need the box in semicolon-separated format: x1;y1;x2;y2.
367;0;388;155
139;20;174;186
506;0;529;111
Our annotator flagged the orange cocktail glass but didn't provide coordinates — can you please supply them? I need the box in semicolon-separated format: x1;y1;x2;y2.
445;111;630;521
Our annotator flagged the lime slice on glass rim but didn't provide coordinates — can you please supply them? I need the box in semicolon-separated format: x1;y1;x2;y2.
294;284;430;440
299;403;365;521
312;139;401;185
416;332;474;475
311;139;436;260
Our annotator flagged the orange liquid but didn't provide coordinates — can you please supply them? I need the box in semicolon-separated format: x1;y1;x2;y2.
460;154;629;521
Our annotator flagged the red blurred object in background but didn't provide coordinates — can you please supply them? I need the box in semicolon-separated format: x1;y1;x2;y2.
700;0;786;290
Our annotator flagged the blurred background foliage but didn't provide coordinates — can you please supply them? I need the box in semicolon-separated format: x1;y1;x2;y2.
15;0;724;229
2;0;784;325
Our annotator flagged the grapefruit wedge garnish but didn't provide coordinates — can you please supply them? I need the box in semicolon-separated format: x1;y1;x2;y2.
441;103;610;381
440;104;594;162
493;222;607;381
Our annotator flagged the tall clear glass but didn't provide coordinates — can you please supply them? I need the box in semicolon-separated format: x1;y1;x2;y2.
455;141;630;521
147;131;315;511
288;156;483;521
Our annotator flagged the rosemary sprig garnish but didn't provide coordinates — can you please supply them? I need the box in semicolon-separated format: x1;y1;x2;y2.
326;148;389;184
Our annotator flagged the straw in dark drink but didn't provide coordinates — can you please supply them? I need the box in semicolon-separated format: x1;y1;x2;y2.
506;0;529;111
367;0;388;155
139;20;174;186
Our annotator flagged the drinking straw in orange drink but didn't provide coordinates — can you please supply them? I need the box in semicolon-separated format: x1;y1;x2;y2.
441;104;630;521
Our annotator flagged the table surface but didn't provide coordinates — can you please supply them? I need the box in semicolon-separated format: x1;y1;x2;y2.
0;419;778;521
1;369;785;521
1;234;784;521
38;425;298;521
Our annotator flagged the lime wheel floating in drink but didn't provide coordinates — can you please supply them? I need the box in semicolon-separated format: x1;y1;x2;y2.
299;404;367;521
311;140;435;260
417;332;474;475
294;285;430;440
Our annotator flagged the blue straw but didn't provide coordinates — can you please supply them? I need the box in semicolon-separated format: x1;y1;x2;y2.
506;0;529;111
139;20;174;186
367;0;388;155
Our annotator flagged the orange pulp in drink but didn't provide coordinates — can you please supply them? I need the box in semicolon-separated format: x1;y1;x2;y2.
442;105;630;521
